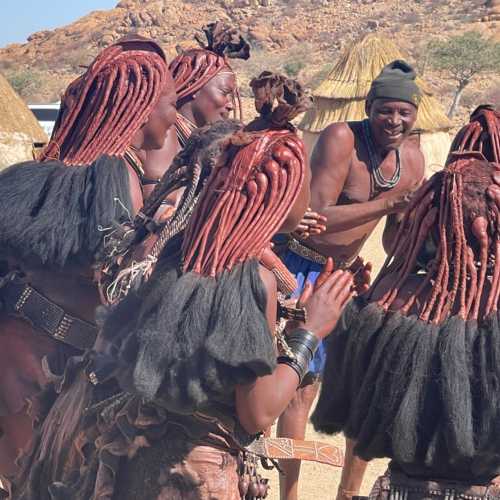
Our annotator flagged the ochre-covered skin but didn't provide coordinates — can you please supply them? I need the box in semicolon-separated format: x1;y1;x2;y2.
0;37;177;486
11;73;355;500
313;112;500;485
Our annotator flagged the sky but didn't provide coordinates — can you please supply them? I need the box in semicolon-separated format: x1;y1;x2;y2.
1;0;118;47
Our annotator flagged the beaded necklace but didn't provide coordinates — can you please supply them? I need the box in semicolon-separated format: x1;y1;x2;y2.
361;119;402;192
175;113;198;148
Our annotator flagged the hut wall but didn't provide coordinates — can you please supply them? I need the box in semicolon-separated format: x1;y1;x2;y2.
0;132;36;170
419;130;451;175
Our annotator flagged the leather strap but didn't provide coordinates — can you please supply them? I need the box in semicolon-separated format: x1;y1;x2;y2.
0;277;97;351
288;238;353;270
247;436;344;467
192;411;344;467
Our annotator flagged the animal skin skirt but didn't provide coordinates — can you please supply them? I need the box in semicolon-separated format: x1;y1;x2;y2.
113;442;242;500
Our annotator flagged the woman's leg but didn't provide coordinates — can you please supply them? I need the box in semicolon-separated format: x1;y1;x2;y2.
336;438;369;500
277;379;320;500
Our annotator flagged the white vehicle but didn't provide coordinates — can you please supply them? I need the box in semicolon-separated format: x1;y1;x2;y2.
28;102;60;138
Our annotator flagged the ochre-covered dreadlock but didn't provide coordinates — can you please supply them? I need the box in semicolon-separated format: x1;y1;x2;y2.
311;115;500;474
169;21;250;119
40;36;170;166
448;104;500;164
181;71;313;277
97;72;311;303
371;154;498;323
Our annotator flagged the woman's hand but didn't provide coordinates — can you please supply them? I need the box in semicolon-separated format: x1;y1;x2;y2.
349;256;372;294
292;208;327;239
295;257;353;339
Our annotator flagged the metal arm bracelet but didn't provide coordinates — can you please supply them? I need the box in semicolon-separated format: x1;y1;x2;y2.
277;328;320;384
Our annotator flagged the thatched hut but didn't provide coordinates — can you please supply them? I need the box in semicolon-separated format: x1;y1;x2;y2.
299;34;452;175
0;72;47;170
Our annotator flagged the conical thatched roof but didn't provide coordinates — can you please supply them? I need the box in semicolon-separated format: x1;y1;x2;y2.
0;72;47;169
300;33;452;134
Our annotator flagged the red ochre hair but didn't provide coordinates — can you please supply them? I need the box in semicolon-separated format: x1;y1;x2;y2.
371;105;500;323
181;71;312;277
372;153;498;323
40;36;170;166
448;104;500;165
169;22;250;119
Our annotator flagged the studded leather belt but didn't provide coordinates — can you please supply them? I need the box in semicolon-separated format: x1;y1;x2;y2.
0;272;97;351
288;238;351;269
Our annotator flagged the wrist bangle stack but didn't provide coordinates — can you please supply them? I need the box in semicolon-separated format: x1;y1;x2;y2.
277;328;320;384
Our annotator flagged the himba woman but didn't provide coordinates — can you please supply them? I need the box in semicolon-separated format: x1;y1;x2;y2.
12;73;354;500
0;36;177;493
143;21;250;199
311;106;500;500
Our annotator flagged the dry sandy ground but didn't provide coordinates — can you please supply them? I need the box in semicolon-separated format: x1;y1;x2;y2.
266;423;389;500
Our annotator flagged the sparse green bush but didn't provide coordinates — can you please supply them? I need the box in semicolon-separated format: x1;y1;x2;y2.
283;60;305;78
307;63;333;90
428;31;500;117
5;69;42;99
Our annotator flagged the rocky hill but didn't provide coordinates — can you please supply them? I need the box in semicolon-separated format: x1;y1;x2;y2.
0;0;499;120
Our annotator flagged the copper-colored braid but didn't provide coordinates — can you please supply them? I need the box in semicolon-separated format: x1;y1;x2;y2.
445;175;463;315
372;152;500;323
181;71;311;277
39;41;169;166
456;175;468;318
472;216;489;320
449;105;500;164
170;50;228;101
170;22;250;120
465;246;477;317
181;129;305;276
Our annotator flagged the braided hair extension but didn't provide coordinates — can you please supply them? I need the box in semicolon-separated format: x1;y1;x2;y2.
312;144;500;472
39;37;170;166
370;155;498;323
169;21;250;119
98;119;243;305
448;104;500;164
181;71;313;277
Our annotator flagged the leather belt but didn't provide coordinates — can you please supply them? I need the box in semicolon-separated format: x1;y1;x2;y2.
288;238;351;270
0;274;97;351
247;436;344;467
193;412;344;468
288;238;327;265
